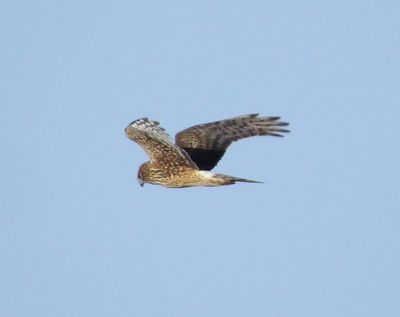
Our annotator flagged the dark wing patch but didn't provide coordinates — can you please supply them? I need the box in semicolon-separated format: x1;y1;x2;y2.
175;114;290;170
181;148;225;171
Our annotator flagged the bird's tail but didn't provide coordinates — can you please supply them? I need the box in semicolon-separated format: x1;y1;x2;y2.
197;170;262;186
213;173;263;185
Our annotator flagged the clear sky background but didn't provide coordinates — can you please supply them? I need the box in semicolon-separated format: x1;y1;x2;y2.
1;1;400;316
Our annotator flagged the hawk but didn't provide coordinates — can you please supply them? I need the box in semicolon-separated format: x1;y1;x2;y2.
125;114;289;188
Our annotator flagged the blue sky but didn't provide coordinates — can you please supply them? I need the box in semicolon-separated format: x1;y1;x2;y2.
1;1;400;316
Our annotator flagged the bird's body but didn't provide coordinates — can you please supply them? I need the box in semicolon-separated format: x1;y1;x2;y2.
139;162;260;188
125;114;289;188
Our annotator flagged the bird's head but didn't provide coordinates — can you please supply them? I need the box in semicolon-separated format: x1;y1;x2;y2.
137;162;167;187
137;162;150;187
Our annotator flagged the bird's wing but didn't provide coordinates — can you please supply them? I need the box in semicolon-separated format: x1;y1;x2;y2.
175;113;289;170
125;118;198;169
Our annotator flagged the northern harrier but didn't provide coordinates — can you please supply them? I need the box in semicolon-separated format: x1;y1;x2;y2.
125;114;289;188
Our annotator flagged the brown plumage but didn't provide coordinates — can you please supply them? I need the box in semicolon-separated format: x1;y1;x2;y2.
125;114;289;188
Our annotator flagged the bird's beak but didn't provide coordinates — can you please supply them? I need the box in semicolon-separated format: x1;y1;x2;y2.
138;179;144;187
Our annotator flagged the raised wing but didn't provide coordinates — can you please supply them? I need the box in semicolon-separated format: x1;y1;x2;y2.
125;118;197;169
175;114;289;170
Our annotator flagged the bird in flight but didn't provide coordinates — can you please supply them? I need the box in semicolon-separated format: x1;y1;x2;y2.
125;114;289;188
